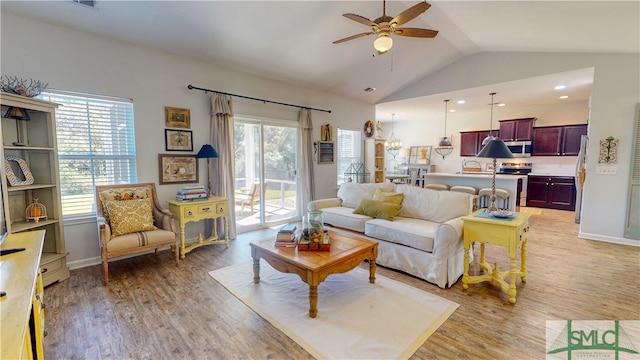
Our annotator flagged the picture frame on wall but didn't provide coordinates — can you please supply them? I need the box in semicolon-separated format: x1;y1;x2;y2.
165;106;191;129
318;141;334;164
165;129;193;151
158;154;198;184
408;146;432;166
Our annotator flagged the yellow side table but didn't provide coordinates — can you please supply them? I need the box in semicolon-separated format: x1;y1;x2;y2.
167;197;229;259
462;210;531;303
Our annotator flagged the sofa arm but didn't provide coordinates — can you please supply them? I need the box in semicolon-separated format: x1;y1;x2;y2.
432;216;465;255
308;198;342;211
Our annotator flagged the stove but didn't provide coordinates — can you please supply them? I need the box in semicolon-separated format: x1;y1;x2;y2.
498;162;532;175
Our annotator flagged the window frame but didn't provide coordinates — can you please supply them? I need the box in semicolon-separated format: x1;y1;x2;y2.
39;90;138;219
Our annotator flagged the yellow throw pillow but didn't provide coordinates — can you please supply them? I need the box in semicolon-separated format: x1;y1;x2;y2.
372;188;405;205
104;199;157;237
353;198;402;221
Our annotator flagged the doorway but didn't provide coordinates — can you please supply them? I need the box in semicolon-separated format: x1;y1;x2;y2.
234;118;300;233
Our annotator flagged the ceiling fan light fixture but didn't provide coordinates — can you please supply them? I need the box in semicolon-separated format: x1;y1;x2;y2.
374;34;393;53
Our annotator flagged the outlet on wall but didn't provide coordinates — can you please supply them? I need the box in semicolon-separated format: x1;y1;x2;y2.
596;165;617;175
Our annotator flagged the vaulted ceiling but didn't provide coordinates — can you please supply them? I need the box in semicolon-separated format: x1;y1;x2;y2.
2;1;638;120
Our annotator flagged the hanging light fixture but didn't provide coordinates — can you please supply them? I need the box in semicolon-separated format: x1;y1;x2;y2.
481;92;498;146
385;114;402;158
435;99;453;159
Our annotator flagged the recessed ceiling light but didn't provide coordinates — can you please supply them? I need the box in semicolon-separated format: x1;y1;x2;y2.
457;100;465;104
498;103;506;107
449;109;456;112
554;85;566;90
559;95;569;99
364;87;376;92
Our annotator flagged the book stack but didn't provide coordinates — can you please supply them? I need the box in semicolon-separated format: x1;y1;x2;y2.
275;224;298;247
176;185;208;202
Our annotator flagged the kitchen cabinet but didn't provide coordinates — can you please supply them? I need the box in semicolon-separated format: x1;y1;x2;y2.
498;117;535;141
365;139;385;183
532;124;587;156
0;92;69;286
460;130;492;157
526;175;576;210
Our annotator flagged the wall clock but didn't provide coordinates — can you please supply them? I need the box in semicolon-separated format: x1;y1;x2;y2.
364;120;374;138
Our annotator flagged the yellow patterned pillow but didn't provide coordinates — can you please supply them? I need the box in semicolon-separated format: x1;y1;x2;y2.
104;199;157;237
372;188;405;205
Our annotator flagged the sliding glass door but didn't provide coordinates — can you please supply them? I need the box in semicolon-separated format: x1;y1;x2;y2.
234;117;300;232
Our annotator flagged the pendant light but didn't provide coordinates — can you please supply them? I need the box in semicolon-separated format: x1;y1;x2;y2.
435;99;453;159
385;114;402;158
481;92;497;146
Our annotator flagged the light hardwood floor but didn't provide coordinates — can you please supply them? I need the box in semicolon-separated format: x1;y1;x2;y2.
43;208;639;359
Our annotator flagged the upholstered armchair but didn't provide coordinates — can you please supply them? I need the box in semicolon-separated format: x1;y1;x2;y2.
95;183;178;285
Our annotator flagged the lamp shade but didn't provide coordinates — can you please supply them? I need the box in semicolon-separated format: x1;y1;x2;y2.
374;35;393;53
196;144;219;158
476;139;514;159
4;107;30;121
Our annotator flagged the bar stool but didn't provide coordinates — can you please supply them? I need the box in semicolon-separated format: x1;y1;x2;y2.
449;185;478;195
478;188;510;210
425;184;450;191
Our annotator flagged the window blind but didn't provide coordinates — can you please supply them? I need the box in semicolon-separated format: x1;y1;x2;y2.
337;128;362;185
40;91;137;218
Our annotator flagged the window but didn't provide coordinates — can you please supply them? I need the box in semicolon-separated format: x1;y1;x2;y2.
39;91;137;218
336;128;362;184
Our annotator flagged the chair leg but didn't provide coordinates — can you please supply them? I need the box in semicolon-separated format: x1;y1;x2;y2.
175;240;179;265
101;256;109;286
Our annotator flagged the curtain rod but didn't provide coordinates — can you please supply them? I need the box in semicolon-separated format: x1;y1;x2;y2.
187;84;332;114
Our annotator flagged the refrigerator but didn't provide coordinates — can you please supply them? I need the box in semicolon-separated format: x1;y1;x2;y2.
574;135;588;223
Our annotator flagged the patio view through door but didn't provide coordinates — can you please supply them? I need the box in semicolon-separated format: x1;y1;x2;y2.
234;118;300;232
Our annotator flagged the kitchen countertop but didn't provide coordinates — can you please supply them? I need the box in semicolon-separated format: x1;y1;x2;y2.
426;173;528;180
528;172;575;177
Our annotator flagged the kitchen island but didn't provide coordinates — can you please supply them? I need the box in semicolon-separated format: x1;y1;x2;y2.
420;173;527;211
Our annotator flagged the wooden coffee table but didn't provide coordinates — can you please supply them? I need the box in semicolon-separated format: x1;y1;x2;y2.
250;231;378;318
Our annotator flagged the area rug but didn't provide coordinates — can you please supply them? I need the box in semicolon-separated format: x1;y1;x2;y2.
209;261;458;360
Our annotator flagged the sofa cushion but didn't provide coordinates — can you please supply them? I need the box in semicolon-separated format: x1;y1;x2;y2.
321;206;372;233
365;217;440;252
337;182;396;208
372;188;405;205
396;184;472;223
354;199;402;221
104;199;157;236
106;229;175;252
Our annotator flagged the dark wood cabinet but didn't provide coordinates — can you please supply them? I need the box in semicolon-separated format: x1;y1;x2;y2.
526;175;576;210
498;117;535;141
561;124;588;156
460;130;491;156
532;124;586;156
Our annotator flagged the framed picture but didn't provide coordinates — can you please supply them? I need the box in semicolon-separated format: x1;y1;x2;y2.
165;106;191;129
408;146;432;166
158;154;198;184
165;129;193;151
318;141;334;164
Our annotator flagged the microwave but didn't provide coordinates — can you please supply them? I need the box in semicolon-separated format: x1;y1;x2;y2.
504;141;532;157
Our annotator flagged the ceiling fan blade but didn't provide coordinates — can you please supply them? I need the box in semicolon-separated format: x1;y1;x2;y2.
333;32;375;44
393;27;438;38
343;13;378;27
391;1;430;26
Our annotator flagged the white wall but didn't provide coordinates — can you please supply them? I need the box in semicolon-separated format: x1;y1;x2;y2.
384;52;640;245
1;13;374;267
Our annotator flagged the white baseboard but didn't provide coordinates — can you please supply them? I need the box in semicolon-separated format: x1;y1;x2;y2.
579;232;640;247
66;247;175;270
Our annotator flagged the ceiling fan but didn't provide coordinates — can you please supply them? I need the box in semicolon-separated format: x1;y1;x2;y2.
333;0;438;55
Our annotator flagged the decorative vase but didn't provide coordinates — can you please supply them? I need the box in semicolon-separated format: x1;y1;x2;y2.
305;210;324;243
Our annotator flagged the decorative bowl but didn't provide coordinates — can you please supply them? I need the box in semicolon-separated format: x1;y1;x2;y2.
490;210;514;218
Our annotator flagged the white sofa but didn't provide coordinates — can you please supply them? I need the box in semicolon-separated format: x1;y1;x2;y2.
308;182;474;288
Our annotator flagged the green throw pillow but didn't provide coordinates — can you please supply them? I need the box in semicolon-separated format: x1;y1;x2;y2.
372;188;405;205
354;198;402;221
104;198;157;236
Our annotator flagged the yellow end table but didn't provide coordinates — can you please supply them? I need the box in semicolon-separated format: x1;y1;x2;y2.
167;197;229;259
462;210;531;303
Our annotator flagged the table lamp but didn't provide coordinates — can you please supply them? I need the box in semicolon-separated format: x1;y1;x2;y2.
4;106;31;146
196;144;219;196
476;139;513;212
